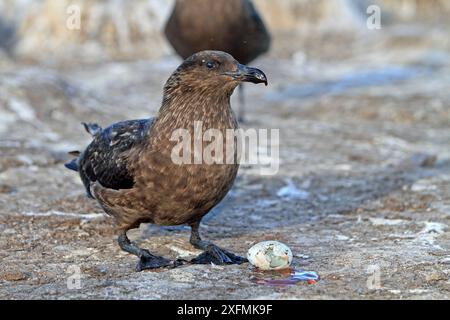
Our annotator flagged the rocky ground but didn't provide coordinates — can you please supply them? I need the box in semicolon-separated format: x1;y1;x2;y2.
1;23;450;299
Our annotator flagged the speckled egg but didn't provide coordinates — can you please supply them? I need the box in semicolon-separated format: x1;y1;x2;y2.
247;241;293;270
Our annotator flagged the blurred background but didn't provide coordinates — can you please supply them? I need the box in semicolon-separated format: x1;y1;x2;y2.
0;0;449;299
0;0;450;64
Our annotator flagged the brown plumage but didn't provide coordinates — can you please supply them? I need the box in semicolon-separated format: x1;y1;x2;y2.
65;51;267;271
164;0;271;121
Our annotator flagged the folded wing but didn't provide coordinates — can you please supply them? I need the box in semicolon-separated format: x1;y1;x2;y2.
66;119;155;198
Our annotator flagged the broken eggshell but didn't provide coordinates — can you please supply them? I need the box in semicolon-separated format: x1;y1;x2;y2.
247;241;293;270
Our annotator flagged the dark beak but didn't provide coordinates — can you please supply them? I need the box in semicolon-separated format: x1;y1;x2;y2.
225;64;268;86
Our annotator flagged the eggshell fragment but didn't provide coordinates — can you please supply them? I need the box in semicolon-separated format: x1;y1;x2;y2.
247;241;293;270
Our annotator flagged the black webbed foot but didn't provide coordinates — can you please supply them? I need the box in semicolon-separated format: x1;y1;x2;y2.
189;221;247;266
191;244;247;265
136;249;172;271
137;249;187;271
118;232;186;271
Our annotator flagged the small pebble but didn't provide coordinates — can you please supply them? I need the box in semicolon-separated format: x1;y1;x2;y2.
425;271;447;282
1;271;29;281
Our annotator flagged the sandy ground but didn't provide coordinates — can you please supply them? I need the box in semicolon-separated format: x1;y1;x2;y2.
1;26;450;299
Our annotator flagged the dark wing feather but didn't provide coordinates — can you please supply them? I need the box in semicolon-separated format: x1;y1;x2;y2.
78;118;155;197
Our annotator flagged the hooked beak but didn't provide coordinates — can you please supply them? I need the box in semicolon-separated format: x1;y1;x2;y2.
224;64;268;86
